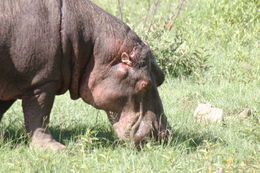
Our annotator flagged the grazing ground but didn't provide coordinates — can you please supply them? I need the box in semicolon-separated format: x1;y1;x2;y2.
0;0;259;172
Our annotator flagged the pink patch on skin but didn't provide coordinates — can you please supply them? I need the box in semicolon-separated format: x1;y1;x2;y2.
115;64;129;79
136;79;149;93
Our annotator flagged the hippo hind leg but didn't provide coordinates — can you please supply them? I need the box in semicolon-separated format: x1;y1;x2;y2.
0;100;16;121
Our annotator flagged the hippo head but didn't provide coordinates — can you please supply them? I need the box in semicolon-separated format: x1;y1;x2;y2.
79;32;170;145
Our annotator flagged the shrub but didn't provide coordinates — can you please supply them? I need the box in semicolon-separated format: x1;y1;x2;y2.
150;31;209;78
140;18;209;78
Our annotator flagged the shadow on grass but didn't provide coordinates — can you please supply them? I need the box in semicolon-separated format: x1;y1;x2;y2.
1;124;225;152
0;125;29;147
0;124;117;148
50;124;118;148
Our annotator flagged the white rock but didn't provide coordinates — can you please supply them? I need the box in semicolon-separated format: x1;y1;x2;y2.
194;103;224;123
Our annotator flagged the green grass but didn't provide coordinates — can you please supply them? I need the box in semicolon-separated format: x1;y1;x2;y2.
0;81;259;172
0;0;260;172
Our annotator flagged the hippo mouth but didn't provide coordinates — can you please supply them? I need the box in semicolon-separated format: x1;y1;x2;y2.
107;98;168;145
129;100;152;144
107;104;149;144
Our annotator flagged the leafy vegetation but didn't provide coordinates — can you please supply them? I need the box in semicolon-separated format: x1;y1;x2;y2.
0;0;259;172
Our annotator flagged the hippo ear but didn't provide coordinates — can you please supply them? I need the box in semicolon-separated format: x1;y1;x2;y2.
121;52;133;66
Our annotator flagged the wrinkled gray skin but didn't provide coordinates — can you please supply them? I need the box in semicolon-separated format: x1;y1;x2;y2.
0;0;170;150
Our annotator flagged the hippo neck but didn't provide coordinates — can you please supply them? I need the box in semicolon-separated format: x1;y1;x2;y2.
60;0;96;99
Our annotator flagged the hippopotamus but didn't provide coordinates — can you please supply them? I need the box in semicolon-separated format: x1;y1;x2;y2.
0;0;170;150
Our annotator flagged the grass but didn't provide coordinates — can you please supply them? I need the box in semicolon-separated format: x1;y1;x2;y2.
0;0;260;172
0;80;259;172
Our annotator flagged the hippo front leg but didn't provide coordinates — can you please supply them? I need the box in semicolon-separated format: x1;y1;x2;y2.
22;82;66;151
0;100;16;121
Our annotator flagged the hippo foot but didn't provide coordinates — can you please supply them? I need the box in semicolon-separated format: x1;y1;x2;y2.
30;128;66;151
